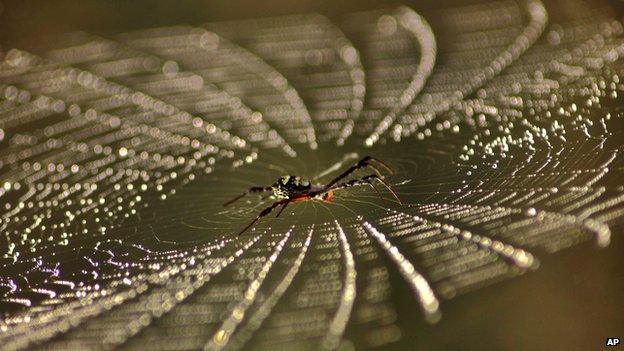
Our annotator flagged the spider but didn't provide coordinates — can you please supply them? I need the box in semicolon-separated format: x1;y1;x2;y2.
223;156;402;236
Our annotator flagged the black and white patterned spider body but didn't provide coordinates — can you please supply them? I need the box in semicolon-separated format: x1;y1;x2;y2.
272;176;317;199
224;156;402;236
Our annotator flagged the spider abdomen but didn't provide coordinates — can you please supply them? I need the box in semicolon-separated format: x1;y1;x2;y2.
272;175;312;198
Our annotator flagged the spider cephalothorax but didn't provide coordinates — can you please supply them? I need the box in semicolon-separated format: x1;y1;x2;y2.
223;156;402;235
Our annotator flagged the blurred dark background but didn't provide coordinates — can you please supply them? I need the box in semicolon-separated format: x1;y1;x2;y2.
0;0;396;43
4;0;621;43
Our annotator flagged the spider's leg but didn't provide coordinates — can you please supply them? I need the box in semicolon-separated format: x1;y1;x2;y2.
236;198;289;236
367;156;395;174
223;186;272;207
370;175;403;204
329;174;403;204
365;179;384;200
323;156;392;190
363;163;384;180
322;156;371;189
275;200;292;218
358;157;395;179
330;176;383;200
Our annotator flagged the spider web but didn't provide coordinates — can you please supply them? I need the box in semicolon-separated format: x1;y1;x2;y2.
0;0;623;349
